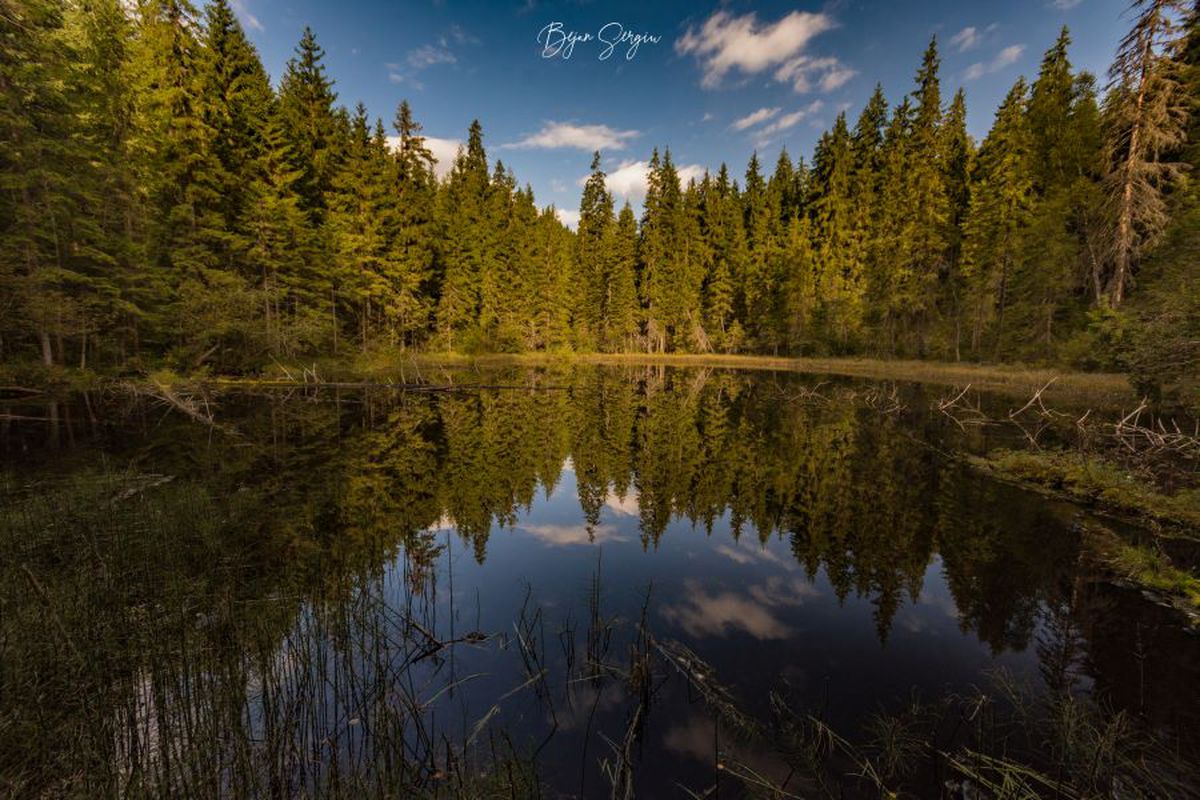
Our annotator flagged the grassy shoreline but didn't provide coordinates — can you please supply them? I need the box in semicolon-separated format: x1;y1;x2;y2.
967;448;1200;622
193;351;1138;408
1;352;1137;407
968;449;1200;532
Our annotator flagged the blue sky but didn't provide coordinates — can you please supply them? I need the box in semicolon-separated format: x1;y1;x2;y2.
231;0;1130;224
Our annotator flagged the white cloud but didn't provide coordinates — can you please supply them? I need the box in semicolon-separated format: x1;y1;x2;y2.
676;10;838;89
504;122;640;152
387;135;461;178
604;161;653;197
818;65;857;91
950;26;981;53
387;27;477;88
425;137;461;177
1052;0;1083;8
386;63;423;89
599;159;706;201
758;100;824;138
230;0;263;32
407;44;456;69
773;55;858;94
965;44;1025;81
554;208;580;229
732;107;781;131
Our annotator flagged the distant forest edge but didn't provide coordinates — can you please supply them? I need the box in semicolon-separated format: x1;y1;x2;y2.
2;0;1198;399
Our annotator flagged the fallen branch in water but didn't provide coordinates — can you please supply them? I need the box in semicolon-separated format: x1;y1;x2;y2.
1009;377;1063;420
934;381;1199;466
934;383;991;430
120;379;237;433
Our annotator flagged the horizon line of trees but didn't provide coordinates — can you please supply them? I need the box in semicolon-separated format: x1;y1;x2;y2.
2;0;1198;388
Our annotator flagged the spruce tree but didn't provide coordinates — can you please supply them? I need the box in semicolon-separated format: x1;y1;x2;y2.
477;160;516;336
638;150;701;351
1;0;83;364
741;152;783;351
608;202;641;351
700;165;746;351
941;88;974;358
679;176;711;351
244;108;317;356
388;101;436;346
962;80;1034;356
64;0;140;366
639;149;670;350
329;105;387;349
782;214;818;352
278;27;342;222
868;98;913;353
810;113;860;348
1014;29;1103;356
200;0;274;269
130;0;236;365
1103;0;1192;305
576;152;615;348
435;120;491;343
901;37;951;353
849;85;889;353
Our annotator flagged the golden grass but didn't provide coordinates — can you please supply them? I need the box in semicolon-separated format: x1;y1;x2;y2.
401;351;1135;408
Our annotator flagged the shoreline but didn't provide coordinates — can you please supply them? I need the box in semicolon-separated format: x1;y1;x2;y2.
196;351;1136;408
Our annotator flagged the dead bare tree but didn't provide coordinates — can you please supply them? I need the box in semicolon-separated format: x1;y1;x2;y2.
1101;0;1192;306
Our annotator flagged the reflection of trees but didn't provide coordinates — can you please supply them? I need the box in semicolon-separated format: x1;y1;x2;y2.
935;476;1080;654
1;367;1091;653
6;366;1187;794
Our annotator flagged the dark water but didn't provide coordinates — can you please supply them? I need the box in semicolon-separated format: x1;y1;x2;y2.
1;366;1196;798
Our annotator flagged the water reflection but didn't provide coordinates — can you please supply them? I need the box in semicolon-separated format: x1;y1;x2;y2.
1;366;1195;797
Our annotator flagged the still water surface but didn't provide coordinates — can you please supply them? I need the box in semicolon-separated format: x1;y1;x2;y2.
1;366;1195;797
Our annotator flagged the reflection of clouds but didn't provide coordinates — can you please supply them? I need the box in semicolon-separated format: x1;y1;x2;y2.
427;513;455;532
750;575;820;606
660;577;818;640
663;713;715;761
520;522;628;547
604;488;639;517
918;588;960;619
895;562;961;635
714;542;794;571
664;713;793;789
555;679;626;731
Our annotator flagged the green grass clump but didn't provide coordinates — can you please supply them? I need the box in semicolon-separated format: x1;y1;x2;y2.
982;449;1200;531
1106;540;1200;612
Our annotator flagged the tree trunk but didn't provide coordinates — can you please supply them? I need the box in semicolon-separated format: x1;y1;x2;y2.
1110;15;1155;307
40;330;53;366
993;254;1010;361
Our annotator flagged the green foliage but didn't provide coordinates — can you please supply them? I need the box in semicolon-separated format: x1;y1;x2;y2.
0;5;1195;386
1060;305;1135;372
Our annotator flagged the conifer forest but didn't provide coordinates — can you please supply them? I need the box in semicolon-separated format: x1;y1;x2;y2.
2;0;1197;395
